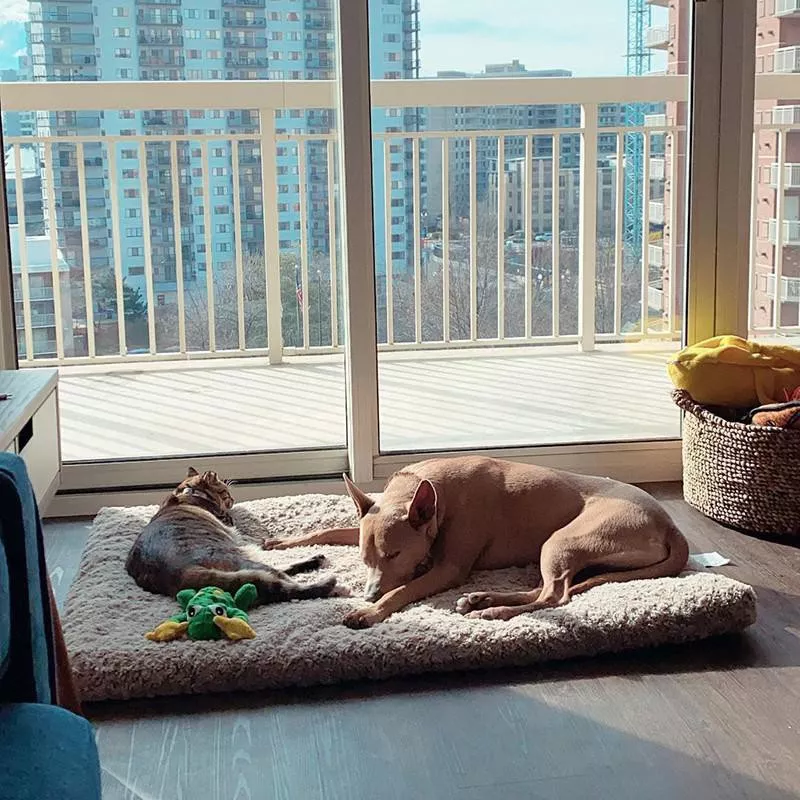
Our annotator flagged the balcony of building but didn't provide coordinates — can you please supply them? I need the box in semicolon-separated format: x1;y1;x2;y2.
776;0;800;16
769;162;800;188
649;157;666;180
648;244;664;268
0;74;708;461
768;218;800;245
645;27;670;50
774;46;800;74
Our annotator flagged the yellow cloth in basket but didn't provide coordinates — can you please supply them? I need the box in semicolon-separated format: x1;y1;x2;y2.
667;335;800;407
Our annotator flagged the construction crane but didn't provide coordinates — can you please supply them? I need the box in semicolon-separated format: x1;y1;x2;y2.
624;0;653;263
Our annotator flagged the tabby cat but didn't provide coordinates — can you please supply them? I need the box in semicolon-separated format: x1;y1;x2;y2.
125;467;338;604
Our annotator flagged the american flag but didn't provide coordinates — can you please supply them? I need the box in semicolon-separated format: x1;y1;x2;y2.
295;265;303;308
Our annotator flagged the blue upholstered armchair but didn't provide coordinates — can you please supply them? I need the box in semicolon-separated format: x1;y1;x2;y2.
0;454;101;800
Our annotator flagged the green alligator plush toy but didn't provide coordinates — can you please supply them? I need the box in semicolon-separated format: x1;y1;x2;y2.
145;584;258;642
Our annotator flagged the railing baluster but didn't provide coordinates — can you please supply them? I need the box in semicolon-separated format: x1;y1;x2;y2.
76;142;96;358
747;128;759;337
384;138;394;344
578;104;598;352
230;140;246;351
106;141;127;355
327;138;339;348
640;132;651;336
137;140;157;354
496;136;505;339
774;128;786;332
413;136;422;343
524;135;532;339
552;135;561;338
200;140;216;352
469;135;478;340
669;129;680;336
12;144;34;362
259;108;283;364
42;144;65;360
442;137;451;343
614;133;624;337
298;138;310;349
170;138;187;354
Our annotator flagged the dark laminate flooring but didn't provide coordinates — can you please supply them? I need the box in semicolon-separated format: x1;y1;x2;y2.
43;484;800;800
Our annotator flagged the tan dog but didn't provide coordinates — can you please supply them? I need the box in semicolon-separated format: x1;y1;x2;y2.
263;456;689;629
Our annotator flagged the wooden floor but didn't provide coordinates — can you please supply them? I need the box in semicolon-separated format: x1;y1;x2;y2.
50;343;679;461
44;486;800;800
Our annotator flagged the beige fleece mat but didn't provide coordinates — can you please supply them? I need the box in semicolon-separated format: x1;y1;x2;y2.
64;495;757;702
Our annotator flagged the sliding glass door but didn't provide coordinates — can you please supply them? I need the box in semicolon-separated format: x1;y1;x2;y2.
0;0;758;503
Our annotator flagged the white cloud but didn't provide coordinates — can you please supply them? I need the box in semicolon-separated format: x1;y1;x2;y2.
0;2;28;25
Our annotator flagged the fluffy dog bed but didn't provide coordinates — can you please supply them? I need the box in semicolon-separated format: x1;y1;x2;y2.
63;495;757;701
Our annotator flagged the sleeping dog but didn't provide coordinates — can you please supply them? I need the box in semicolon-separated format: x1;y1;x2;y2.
263;455;688;628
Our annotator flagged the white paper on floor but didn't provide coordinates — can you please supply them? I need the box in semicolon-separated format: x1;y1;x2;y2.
687;552;732;570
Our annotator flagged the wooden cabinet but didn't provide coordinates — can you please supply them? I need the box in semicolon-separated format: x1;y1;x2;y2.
0;369;61;512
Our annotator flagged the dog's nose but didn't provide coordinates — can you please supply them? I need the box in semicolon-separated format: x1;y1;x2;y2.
364;583;382;602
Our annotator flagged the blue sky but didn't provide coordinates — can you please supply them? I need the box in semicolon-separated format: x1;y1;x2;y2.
0;0;665;77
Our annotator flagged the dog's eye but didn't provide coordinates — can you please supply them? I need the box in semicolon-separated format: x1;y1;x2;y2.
212;605;227;617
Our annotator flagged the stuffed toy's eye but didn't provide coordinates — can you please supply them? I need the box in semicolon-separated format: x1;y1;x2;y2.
187;605;200;618
212;605;227;617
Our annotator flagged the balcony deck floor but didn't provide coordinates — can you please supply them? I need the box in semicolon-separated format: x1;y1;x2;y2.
49;343;680;462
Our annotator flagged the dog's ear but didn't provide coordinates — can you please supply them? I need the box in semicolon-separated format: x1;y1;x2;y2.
343;473;375;518
186;466;199;478
408;479;437;529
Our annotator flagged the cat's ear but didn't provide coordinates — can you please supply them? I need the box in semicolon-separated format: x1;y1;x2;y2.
186;466;199;477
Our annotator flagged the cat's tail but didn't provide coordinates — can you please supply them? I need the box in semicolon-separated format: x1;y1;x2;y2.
180;566;338;605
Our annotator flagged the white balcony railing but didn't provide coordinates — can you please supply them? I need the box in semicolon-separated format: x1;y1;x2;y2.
776;0;800;16
645;27;670;50
649;244;664;267
772;104;800;125
769;162;800;188
774;46;800;74
766;273;800;302
644;113;667;128
768;219;800;245
650;157;666;180
1;75;691;366
649;201;665;225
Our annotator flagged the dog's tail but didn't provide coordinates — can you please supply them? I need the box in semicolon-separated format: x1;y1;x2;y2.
181;566;338;605
567;525;690;598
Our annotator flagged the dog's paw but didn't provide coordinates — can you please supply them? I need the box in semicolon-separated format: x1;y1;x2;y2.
343;606;385;629
262;537;291;550
455;592;495;614
466;606;518;621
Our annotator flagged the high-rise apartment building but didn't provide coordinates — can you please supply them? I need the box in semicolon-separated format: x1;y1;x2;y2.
24;0;420;323
425;61;624;231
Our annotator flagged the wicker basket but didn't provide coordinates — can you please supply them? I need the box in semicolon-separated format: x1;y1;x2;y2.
673;389;800;538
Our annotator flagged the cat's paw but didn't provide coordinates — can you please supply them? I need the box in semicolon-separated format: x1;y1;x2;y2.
262;537;291;550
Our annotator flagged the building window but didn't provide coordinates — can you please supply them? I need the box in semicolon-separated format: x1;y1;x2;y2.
185;9;199;19
185;29;201;40
116;68;133;79
127;247;142;257
206;30;220;40
216;243;232;253
112;7;129;16
270;11;281;20
125;227;143;237
187;49;202;59
121;149;136;159
207;50;222;60
214;205;230;214
124;208;140;218
216;224;231;234
206;9;219;19
113;28;130;38
269;32;283;41
213;186;226;195
124;189;139;199
122;169;138;179
114;48;131;58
